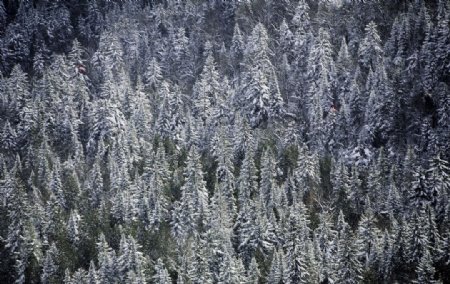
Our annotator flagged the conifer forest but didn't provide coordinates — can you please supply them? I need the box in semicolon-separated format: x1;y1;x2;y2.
1;0;450;283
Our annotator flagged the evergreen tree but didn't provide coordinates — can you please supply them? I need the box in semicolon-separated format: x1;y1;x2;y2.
277;19;294;61
406;210;430;266
247;257;260;284
41;243;59;284
3;165;33;284
240;23;284;128
414;247;439;283
193;48;221;128
230;23;245;75
315;211;337;283
283;202;312;284
362;62;396;146
153;258;172;284
378;230;394;282
67;209;81;245
306;28;336;149
427;153;450;211
260;148;277;214
155;81;185;144
291;0;313;97
187;236;213;284
332;161;352;215
87;261;100;284
144;57;163;92
357;204;380;273
420;6;437;91
0;1;6;33
171;146;209;240
268;249;284;284
117;235;147;283
97;233;117;284
359;21;383;70
293;144;320;200
71;268;87;283
335;211;363;283
411;165;431;208
215;130;237;220
435;0;450;78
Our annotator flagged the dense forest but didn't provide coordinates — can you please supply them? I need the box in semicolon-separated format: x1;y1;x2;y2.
0;0;449;283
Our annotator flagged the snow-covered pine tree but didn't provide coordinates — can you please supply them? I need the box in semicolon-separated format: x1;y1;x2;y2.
67;209;81;245
240;23;284;128
171;146;209;240
359;21;383;70
153;258;172;284
306;28;336;150
291;0;313;99
335;211;363;283
362;61;396;147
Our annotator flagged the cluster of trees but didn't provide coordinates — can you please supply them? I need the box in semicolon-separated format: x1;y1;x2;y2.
0;0;449;283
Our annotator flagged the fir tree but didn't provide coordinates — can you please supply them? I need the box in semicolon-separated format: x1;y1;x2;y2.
41;243;59;284
335;211;363;284
359;21;383;70
153;258;172;284
171;146;209;240
241;23;284;128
